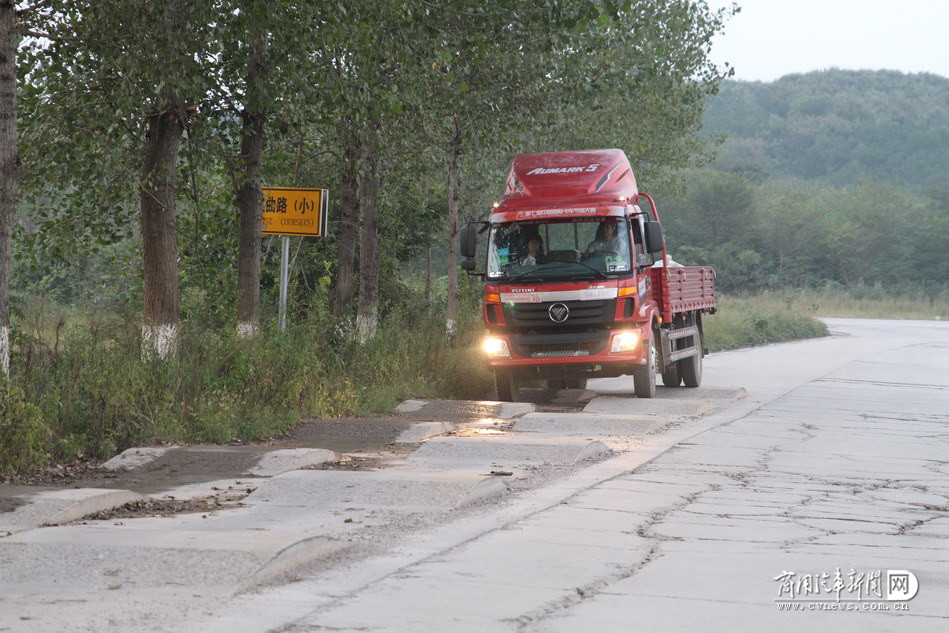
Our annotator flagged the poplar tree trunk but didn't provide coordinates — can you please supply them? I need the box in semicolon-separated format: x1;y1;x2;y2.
355;148;379;342
333;137;360;318
236;4;267;338
0;2;16;375
444;118;461;340
140;98;185;360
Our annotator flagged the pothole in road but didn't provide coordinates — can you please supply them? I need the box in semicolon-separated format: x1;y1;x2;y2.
309;455;390;472
72;486;257;522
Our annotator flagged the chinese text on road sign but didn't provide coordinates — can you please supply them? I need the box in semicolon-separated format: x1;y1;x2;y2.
262;187;329;237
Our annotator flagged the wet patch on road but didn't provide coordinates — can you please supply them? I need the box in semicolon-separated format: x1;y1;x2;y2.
0;497;26;514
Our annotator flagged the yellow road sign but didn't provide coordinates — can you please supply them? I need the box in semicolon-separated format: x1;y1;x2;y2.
261;187;328;237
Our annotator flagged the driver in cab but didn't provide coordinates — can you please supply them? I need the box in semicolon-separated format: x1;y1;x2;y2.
520;235;545;266
583;221;620;257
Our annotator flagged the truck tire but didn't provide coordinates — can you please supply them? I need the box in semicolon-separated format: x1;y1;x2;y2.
495;371;521;402
680;327;703;388
632;334;657;398
661;363;682;387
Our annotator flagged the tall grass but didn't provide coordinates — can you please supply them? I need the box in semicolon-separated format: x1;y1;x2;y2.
704;294;828;351
1;301;491;474
703;283;948;353
761;283;949;320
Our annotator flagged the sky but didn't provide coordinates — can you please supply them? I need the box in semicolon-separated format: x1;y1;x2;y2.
704;0;949;82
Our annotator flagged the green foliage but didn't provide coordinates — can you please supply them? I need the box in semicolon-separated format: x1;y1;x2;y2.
703;70;949;188
0;376;53;474
11;0;735;336
660;169;948;293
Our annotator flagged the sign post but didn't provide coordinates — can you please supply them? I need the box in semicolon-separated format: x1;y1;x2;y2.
278;235;290;331
261;187;329;332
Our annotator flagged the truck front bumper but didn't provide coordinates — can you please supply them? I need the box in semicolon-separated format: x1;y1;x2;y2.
483;328;649;377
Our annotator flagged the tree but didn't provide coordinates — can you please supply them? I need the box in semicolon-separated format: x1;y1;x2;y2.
225;1;319;337
233;2;268;338
0;0;58;375
415;1;598;338
0;1;16;374
414;1;730;337
19;1;219;358
315;1;425;340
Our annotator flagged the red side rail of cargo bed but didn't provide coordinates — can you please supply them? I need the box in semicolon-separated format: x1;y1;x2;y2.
648;266;716;323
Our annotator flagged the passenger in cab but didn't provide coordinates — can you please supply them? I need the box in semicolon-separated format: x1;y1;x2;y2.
520;235;545;266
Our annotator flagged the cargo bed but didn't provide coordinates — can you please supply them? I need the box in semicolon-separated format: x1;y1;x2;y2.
648;265;716;323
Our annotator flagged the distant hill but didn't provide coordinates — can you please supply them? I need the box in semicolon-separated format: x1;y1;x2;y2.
702;70;949;188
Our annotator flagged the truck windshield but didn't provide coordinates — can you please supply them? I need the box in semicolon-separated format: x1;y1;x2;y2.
487;217;632;281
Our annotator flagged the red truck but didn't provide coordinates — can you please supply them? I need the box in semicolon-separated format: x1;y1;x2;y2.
459;149;716;401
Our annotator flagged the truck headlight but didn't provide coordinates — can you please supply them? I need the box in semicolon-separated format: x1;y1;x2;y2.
610;330;640;353
482;336;511;358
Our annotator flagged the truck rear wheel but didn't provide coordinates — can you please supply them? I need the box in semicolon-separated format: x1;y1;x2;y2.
495;371;521;402
661;363;682;387
633;334;657;398
680;327;703;388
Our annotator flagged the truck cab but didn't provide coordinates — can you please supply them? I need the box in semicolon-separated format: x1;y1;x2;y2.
460;149;715;402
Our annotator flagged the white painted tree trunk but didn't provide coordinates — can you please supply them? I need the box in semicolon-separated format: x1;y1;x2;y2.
0;325;9;375
356;310;377;344
142;323;178;361
236;321;258;339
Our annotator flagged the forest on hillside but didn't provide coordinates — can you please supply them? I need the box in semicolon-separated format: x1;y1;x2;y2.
657;69;948;293
701;70;949;188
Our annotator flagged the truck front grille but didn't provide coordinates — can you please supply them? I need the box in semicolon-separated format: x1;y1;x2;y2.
511;331;610;358
504;299;615;329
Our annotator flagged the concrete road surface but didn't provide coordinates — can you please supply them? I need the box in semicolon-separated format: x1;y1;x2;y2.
1;318;947;632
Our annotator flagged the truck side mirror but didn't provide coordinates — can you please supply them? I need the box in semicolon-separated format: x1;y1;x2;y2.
460;258;476;271
644;221;664;256
459;223;477;259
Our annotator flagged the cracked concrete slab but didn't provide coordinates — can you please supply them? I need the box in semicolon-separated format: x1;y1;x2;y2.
408;434;612;468
0;488;143;535
100;446;172;471
512;411;664;436
247;448;337;477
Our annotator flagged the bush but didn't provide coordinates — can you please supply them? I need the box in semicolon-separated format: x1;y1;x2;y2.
0;376;53;474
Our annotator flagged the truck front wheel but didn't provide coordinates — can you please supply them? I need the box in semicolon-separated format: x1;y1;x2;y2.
495;371;521;402
633;334;657;398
